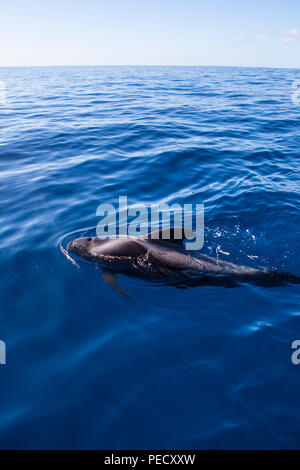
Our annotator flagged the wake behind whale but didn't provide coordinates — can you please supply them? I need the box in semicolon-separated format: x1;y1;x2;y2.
66;228;300;296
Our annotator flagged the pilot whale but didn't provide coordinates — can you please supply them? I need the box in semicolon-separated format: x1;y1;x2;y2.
67;228;300;296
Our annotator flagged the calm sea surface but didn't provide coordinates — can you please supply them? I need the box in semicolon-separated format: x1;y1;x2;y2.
0;66;300;449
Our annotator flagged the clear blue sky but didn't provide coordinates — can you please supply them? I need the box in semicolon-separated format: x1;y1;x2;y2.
1;0;300;67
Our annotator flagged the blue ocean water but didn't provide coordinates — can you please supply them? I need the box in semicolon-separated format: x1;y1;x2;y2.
0;66;300;449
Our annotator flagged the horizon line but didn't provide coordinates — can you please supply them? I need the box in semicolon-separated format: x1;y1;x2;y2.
0;64;299;70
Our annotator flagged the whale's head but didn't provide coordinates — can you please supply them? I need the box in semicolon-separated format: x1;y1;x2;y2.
67;236;108;259
67;236;146;261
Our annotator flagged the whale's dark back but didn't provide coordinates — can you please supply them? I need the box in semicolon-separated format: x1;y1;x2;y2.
67;235;300;288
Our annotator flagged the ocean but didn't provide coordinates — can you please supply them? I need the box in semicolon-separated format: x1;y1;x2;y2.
0;65;299;449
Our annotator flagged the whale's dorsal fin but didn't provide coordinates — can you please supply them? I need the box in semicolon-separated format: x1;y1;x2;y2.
141;227;195;245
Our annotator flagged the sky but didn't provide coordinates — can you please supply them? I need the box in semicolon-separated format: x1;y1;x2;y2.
0;0;299;68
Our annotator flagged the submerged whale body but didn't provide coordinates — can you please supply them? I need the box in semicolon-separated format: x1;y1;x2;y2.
67;228;300;296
